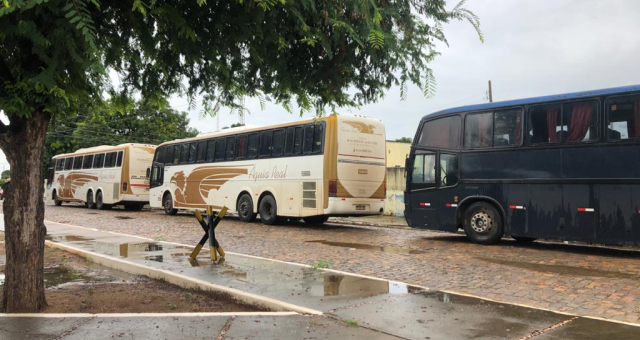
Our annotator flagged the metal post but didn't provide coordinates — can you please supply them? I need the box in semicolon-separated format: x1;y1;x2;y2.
488;80;493;103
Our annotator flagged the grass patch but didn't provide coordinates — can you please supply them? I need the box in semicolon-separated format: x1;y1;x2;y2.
153;236;166;242
343;319;359;327
310;259;332;270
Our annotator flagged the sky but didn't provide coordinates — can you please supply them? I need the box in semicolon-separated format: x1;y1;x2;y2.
2;0;640;169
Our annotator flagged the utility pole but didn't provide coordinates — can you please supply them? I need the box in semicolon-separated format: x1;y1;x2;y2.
488;80;493;103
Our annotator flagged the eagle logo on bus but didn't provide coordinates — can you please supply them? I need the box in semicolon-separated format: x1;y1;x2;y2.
170;166;249;207
343;121;377;134
56;173;99;199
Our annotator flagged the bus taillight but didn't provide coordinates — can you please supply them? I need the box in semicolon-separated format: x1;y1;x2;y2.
328;180;337;197
122;182;128;191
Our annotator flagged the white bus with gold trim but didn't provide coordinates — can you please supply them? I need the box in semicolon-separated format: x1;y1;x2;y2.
51;143;157;210
148;114;386;225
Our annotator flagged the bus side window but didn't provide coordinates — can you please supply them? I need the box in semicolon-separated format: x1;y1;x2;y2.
284;127;295;155
116;151;123;167
293;127;304;154
206;140;215;162
173;145;181;164
82;154;94;169
303;125;314;154
464;112;493;148
312;123;324;153
248;133;259;159
188;142;197;163
440;154;459;187
225;136;236;160
272;129;285;156
607;95;640;140
528;104;562;144
64;158;73;170
411;153;436;187
236;135;248;159
214;138;227;161
196;141;207;162
73;156;83;170
56;158;64;171
259;131;272;157
180;144;190;163
104;152;117;168
93;154;104;168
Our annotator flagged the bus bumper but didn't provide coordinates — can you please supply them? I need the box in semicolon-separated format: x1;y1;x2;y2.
325;197;385;216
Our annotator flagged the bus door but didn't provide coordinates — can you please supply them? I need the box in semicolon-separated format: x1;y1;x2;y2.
436;153;460;232
407;150;438;230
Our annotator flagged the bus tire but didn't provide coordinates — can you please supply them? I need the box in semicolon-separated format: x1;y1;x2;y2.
96;191;111;210
237;194;257;222
258;195;278;225
303;215;329;225
512;236;537;243
53;190;62;206
86;191;95;209
163;193;178;215
463;202;504;245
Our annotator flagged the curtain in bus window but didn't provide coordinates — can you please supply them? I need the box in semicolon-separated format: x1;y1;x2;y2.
236;136;248;159
420;116;460;149
566;102;594;142
514;114;522;145
464;113;492;148
546;107;560;143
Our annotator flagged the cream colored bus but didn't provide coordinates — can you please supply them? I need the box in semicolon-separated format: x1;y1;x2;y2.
51;143;157;210
148;114;386;225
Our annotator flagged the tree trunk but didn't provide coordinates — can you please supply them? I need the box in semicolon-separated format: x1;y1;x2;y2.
0;112;50;312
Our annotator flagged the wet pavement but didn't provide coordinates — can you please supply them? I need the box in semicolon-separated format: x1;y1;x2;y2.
2;219;640;339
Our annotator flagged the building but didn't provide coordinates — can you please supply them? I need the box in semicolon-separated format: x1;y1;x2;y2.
385;141;411;167
384;141;411;216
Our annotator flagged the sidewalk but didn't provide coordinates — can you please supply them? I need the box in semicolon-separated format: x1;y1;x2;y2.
1;220;639;339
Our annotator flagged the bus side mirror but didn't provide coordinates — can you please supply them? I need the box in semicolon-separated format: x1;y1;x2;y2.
404;158;411;178
146;167;151;179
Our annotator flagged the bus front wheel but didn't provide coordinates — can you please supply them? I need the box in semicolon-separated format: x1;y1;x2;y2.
237;194;257;222
463;202;504;245
53;191;62;206
163;193;178;215
259;195;278;225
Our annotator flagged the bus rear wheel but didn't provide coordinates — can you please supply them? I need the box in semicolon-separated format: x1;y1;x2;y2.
53;191;62;206
258;195;278;225
163;193;178;215
96;191;111;210
463;202;504;245
303;215;329;225
237;194;256;222
86;191;95;209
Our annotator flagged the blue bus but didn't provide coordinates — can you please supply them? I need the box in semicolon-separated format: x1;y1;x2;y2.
404;85;640;245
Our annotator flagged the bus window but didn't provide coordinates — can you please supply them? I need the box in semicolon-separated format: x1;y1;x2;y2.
293;127;304;154
82;154;94;169
465;112;493;148
493;109;523;147
284;127;295;155
528;104;562;144
440;154;459;187
73;156;83;170
93;154;104;168
64;158;72;170
248;133;259;158
411;152;436;187
180;144;190;163
116;151;123;167
196;141;207;162
55;158;64;171
303;125;314;154
418;116;461;149
272;129;285;156
173;145;181;164
188;142;197;163
607;95;640;140
259;131;272;157
155;147;165;164
214;138;227;161
225;136;236;160
563;100;598;142
104;152;117;168
206;140;215;162
312;124;324;153
236;135;248;159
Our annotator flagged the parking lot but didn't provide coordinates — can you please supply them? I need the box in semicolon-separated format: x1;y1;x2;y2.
42;203;640;324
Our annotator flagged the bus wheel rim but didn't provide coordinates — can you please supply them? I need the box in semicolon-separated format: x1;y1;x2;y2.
471;211;492;234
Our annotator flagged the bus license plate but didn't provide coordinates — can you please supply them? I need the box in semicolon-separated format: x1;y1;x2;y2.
355;205;368;211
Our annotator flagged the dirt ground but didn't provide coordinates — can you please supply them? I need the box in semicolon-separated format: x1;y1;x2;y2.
0;232;265;313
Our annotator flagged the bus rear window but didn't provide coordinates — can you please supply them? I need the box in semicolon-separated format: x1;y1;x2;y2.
418;116;461;149
116;151;123;167
607;95;640;140
313;124;323;153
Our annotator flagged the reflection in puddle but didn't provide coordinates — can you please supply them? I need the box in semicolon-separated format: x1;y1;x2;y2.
477;257;640;279
43;266;92;288
306;240;427;255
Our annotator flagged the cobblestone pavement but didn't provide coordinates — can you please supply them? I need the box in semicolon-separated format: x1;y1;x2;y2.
41;203;640;324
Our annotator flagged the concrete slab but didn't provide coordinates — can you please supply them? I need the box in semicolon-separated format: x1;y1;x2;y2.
334;291;569;340
226;315;401;340
62;316;229;340
0;317;88;340
535;317;640;340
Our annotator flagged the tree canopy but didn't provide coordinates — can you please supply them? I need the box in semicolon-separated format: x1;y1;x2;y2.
394;137;413;143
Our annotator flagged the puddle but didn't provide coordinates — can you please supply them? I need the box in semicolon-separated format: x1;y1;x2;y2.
477;257;640;280
115;216;134;220
44;266;94;288
306;240;427;255
45;235;92;243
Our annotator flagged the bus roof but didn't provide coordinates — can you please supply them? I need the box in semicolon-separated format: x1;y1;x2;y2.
53;143;156;159
422;84;640;121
